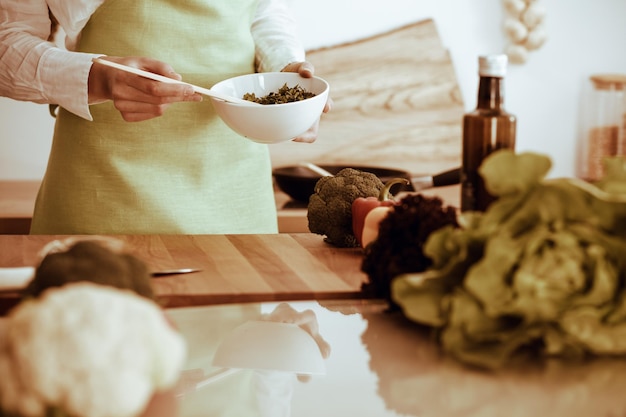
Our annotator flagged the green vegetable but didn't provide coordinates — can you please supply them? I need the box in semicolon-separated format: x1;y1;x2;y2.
392;150;626;369
307;168;385;248
0;283;185;417
243;83;315;104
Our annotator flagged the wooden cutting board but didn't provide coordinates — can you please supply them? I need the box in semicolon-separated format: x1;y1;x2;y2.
270;18;464;177
0;234;369;311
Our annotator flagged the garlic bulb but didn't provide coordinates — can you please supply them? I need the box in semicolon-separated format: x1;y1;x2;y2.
503;18;528;43
503;0;526;17
505;44;529;65
502;0;547;64
521;2;547;29
525;27;547;50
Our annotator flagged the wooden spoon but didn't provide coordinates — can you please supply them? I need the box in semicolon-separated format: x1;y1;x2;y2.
92;58;258;105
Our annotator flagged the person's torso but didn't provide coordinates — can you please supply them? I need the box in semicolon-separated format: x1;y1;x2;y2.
32;0;279;235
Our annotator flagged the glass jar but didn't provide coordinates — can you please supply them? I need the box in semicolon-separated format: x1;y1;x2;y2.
577;74;626;182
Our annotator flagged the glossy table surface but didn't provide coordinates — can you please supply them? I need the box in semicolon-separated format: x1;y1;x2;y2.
165;299;626;417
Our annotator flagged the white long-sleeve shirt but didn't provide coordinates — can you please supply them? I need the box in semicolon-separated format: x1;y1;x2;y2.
0;0;305;120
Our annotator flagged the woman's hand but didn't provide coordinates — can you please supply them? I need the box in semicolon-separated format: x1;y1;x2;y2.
281;61;332;143
88;56;202;122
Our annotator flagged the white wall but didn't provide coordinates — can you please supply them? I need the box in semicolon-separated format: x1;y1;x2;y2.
1;0;625;180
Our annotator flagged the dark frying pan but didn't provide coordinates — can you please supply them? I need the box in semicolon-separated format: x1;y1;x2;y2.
273;164;460;203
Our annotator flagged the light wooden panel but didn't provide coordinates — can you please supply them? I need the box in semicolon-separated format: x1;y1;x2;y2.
270;19;464;176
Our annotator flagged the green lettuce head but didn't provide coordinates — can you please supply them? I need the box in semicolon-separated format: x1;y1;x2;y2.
392;150;626;369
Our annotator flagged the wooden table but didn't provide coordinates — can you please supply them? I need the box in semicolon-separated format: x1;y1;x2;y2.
0;233;368;312
0;180;39;234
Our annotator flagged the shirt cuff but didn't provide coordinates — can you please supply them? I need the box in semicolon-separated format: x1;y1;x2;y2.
39;49;104;121
251;1;306;73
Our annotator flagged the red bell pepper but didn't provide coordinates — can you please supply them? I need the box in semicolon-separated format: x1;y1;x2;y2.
351;178;409;247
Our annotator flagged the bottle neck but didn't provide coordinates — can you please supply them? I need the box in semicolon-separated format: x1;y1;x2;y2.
476;76;504;110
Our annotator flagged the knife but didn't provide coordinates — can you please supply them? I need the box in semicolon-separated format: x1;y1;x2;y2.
0;266;201;293
150;268;202;277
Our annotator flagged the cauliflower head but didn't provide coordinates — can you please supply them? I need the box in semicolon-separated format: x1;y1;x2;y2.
0;283;186;417
307;168;385;247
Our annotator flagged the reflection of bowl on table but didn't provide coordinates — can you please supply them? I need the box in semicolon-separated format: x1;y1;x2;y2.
209;72;330;144
273;165;414;203
212;320;326;375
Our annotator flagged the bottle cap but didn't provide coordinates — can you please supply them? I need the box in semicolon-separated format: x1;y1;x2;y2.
478;54;508;77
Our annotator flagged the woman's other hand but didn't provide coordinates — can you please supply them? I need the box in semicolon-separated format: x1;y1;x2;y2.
281;61;332;143
88;56;202;122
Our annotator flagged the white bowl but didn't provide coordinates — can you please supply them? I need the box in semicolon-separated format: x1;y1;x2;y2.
209;72;330;144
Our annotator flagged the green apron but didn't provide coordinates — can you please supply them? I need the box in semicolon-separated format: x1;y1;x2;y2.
31;0;278;234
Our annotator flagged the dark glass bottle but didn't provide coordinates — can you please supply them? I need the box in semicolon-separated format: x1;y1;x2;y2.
461;54;516;212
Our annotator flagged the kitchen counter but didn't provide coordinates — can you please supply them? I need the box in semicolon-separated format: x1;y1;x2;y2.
0;179;461;234
0;180;311;234
0;180;305;234
5;194;619;417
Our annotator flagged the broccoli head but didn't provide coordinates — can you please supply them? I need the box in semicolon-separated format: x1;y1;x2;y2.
307;168;385;247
